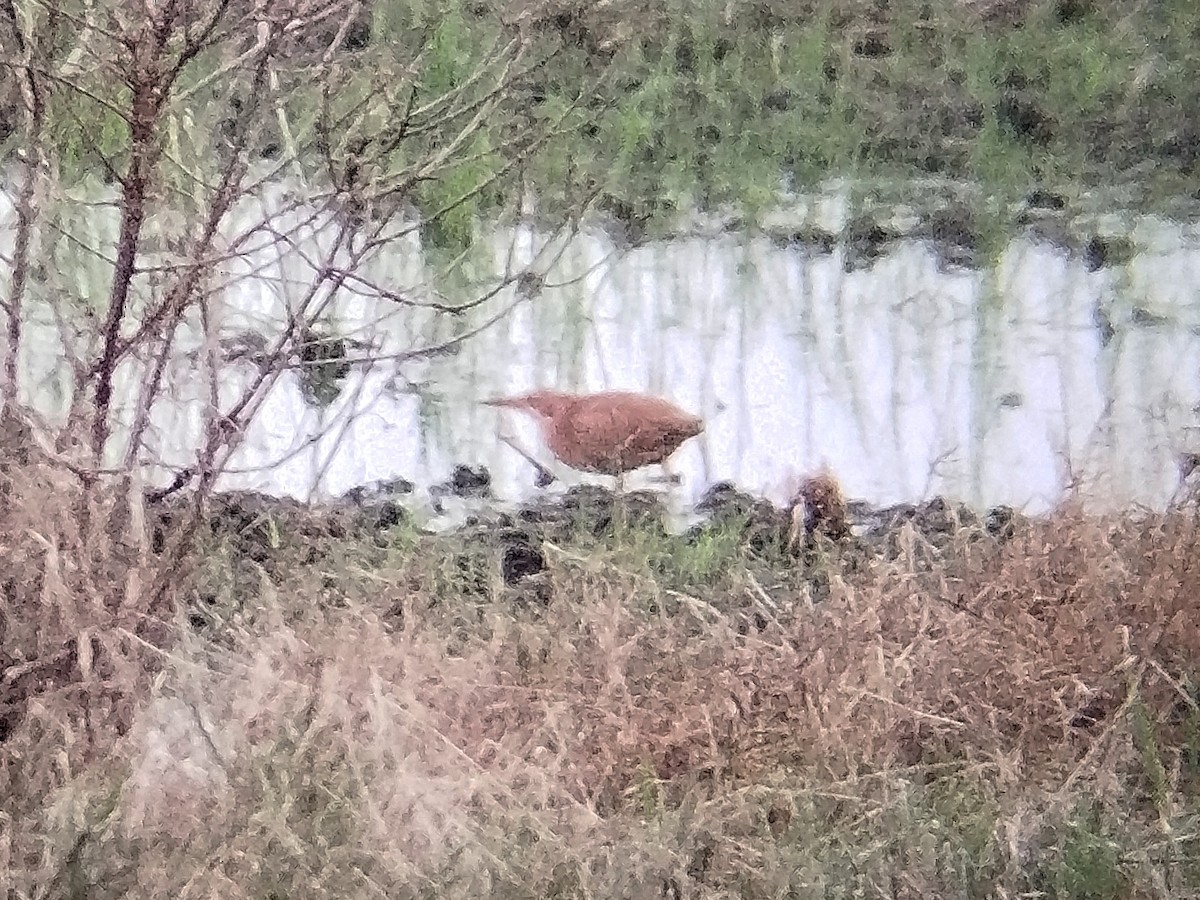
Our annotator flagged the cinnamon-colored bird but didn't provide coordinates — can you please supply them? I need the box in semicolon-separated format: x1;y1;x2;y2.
485;389;704;485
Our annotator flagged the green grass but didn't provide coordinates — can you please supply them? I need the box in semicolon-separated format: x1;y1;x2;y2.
10;0;1200;247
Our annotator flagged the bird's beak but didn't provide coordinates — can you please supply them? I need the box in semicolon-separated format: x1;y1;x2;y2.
484;396;539;417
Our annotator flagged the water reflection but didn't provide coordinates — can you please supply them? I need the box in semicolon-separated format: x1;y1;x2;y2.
6;183;1200;517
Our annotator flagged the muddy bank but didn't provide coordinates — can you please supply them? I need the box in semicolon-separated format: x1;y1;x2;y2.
154;467;1024;557
149;465;1031;615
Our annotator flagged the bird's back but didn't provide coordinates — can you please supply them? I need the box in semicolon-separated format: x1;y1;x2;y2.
555;391;704;474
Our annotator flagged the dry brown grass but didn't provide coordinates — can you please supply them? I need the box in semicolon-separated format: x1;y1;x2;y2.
2;467;1199;898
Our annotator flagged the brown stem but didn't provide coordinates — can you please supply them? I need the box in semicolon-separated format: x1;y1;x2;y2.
91;76;162;461
122;62;268;470
2;0;47;409
89;0;206;462
3;150;37;410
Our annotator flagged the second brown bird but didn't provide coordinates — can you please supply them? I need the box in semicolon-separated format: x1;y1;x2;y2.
485;389;705;479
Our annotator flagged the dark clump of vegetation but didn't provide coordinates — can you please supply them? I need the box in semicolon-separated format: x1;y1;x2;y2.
296;327;353;407
3;451;1199;897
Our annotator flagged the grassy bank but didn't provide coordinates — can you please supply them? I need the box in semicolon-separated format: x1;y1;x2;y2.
520;0;1200;232
3;471;1198;898
11;0;1200;252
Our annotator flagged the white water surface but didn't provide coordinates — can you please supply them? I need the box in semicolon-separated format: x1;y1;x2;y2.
4;177;1200;517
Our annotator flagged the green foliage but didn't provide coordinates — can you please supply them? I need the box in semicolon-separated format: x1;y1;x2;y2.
424;8;473;97
8;0;1200;245
1184;676;1200;786
923;777;1006;897
42;88;130;177
639;519;748;590
1130;692;1173;820
1041;800;1131;900
417;132;505;253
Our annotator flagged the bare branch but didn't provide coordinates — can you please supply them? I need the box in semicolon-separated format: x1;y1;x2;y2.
121;67;270;469
1;0;49;409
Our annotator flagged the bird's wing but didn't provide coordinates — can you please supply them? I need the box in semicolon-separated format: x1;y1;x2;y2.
583;396;691;459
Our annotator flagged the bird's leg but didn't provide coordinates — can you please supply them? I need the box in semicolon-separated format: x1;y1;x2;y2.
499;434;557;489
659;459;682;486
613;472;628;533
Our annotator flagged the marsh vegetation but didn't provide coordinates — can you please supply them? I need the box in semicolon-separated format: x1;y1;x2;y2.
3;470;1200;898
2;1;1199;897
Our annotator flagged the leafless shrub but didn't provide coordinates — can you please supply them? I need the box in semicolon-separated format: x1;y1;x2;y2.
0;6;627;891
0;0;621;768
